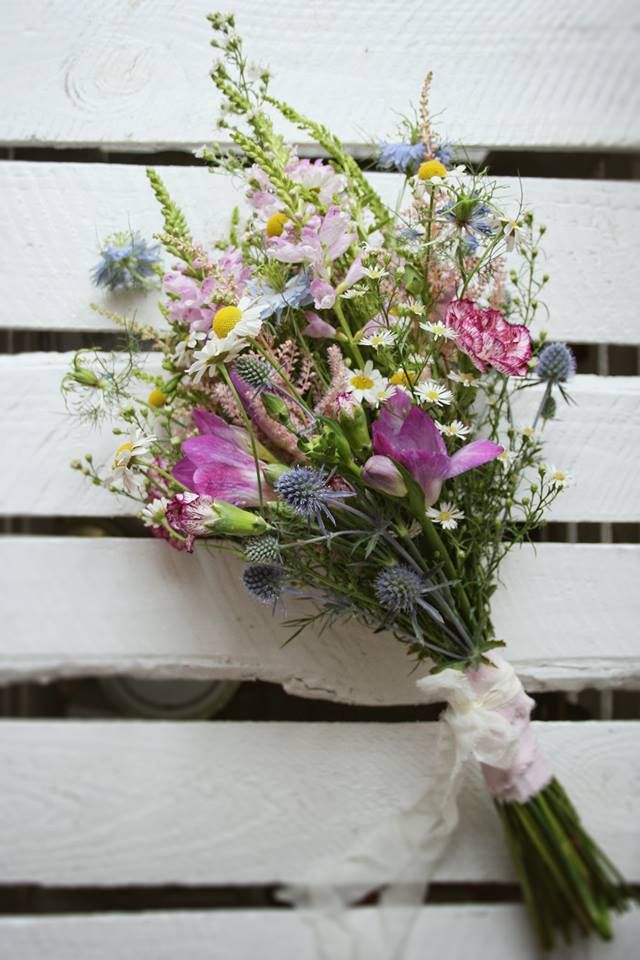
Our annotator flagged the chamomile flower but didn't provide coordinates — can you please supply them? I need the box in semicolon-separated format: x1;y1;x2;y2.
363;266;389;281
360;329;396;349
340;287;367;300
547;466;573;489
497;448;515;468
141;497;169;528
448;370;480;387
188;298;263;381
346;361;390;405
415;380;453;407
420;320;456;340
425;501;465;530
436;419;471;439
174;330;206;369
106;430;156;497
500;217;523;251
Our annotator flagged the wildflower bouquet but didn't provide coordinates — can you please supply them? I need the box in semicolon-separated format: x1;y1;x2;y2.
64;12;633;949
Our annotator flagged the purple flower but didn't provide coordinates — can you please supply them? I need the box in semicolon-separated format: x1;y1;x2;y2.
361;455;408;497
371;390;503;505
173;409;275;507
303;311;336;339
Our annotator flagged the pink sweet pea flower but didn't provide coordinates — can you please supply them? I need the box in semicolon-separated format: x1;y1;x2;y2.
372;390;502;505
302;311;336;338
444;299;532;377
173;409;275;507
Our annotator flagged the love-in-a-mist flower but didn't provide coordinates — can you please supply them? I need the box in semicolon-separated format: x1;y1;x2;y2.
188;299;264;380
444;299;532;377
415;380;453;408
346;361;391;406
173;409;275;507
372;389;502;505
426;501;465;530
92;231;161;291
377;142;425;174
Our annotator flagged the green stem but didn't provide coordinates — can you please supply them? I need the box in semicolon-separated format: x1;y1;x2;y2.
333;299;365;367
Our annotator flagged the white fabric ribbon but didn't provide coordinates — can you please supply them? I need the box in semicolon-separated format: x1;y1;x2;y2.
281;654;552;959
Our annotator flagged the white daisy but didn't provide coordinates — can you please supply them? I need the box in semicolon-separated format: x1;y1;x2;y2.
415;380;453;407
426;501;465;530
360;329;396;349
497;448;515;468
420;320;456;340
141;496;169;528
346;361;390;406
188;299;263;381
363;266;389;281
547;466;573;489
500;217;523;251
340;287;367;300
448;370;480;387
174;330;206;369
436;419;471;439
106;430;156;497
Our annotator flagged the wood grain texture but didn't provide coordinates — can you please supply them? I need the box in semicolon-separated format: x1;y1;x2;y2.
1;906;639;960
2;1;639;150
1;538;638;698
2;163;640;344
1;353;637;522
0;721;637;886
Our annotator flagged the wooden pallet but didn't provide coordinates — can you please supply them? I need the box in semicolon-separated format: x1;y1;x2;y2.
1;1;639;956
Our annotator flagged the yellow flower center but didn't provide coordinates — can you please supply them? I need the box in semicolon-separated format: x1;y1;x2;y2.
439;511;451;522
553;471;566;482
266;212;288;237
213;305;242;338
351;374;375;390
115;441;132;458
389;370;416;386
113;441;133;467
417;159;447;181
147;387;167;408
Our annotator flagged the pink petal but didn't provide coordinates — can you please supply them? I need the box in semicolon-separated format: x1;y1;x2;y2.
446;440;503;478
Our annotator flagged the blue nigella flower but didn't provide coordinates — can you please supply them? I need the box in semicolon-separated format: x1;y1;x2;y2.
441;195;496;253
434;143;454;167
247;271;313;323
377;142;425;174
92;231;162;291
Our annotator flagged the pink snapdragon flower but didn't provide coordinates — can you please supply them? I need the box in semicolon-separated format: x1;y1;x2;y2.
163;249;251;333
444;299;532;377
173;409;275;507
372;390;502;505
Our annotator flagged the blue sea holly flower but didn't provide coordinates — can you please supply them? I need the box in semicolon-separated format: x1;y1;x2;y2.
536;342;577;383
378;142;425;174
92;231;162;291
274;466;351;529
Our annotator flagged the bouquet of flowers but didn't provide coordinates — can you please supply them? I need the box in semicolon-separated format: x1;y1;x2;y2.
64;12;633;948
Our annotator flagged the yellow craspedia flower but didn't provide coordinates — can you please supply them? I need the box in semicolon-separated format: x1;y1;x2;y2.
213;305;242;338
147;387;167;408
266;212;288;237
389;369;417;387
417;159;447;181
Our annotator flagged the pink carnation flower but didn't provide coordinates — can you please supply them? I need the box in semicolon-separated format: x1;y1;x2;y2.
444;299;532;377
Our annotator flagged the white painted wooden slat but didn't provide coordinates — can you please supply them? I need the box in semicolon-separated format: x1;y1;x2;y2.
2;162;640;343
1;906;639;960
2;1;639;150
1;538;638;698
0;721;637;886
0;352;636;522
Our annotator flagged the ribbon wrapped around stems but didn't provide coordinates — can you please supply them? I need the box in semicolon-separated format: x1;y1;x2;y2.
281;654;552;959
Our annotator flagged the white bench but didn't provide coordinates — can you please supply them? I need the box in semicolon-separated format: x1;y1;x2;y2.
1;1;639;956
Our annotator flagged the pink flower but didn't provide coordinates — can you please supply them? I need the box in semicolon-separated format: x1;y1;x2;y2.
162;249;251;333
372;390;502;505
444;299;532;377
303;311;336;338
268;206;355;273
173;409;274;507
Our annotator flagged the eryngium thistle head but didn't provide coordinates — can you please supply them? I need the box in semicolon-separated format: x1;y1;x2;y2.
541;394;557;421
374;565;426;614
244;534;280;564
234;356;273;389
242;563;283;604
536;342;576;382
275;467;340;524
92;231;161;291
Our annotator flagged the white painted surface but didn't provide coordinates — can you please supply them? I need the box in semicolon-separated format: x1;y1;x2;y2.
0;354;637;522
0;721;637;886
2;1;639;150
1;539;638;699
2;163;640;344
1;905;639;960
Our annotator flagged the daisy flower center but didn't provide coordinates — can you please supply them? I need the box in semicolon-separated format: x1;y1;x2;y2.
552;470;566;482
350;373;375;390
213;305;242;338
389;370;416;386
266;212;288;237
115;441;132;458
418;159;447;180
